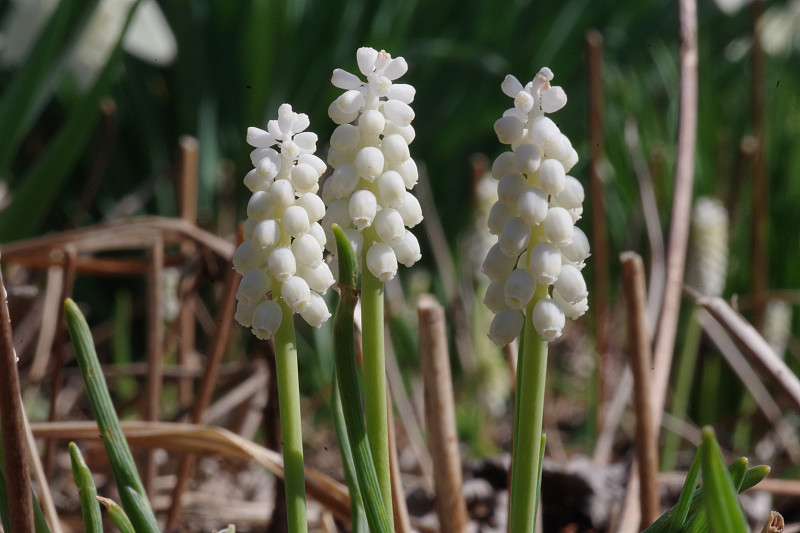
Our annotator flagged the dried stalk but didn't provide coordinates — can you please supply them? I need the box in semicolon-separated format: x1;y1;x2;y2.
418;294;468;533
621;252;659;529
651;0;698;429
387;393;412;533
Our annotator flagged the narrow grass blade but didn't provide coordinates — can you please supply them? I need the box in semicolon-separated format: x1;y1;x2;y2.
63;298;159;533
671;443;702;530
332;373;368;533
0;0;100;175
68;442;102;533
331;225;392;533
700;427;748;533
0;1;141;242
96;496;135;533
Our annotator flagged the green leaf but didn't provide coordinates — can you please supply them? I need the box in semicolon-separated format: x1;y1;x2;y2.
670;442;702;530
63;298;160;533
700;427;748;533
68;443;103;533
96;496;135;533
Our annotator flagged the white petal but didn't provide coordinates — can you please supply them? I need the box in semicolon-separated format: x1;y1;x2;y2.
330;124;361;153
395;191;423;228
488;308;524;346
488;201;514;235
374;208;406;245
291;234;324;268
554;264;588;304
387;83;415;103
532;298;565;341
494;116;524;145
392;230;421;267
504;268;537;310
529;242;562;285
497;173;526;206
492;151;517;179
251;300;282;340
300;292;331;327
291;163;321;194
332;68;362;90
377;170;406;208
367;242;398;281
237;269;272;305
501;75;524;98
481;243;516;281
517;188;548;226
267;246;296;282
296;193;326;222
383;56;408;80
349;190;378;229
396;158;419;189
382;99;414;127
483;280;506;313
281;275;312;313
538;158;566;195
282;205;310;238
359;109;385;136
355;146;385;181
541;86;567;113
543;207;574;247
499;217;530;257
233;241;262;274
251;219;281;250
299;153;327;175
513;143;542;174
381;134;410;164
298;262;335;294
356;47;379;76
293;131;317;153
247;127;276;148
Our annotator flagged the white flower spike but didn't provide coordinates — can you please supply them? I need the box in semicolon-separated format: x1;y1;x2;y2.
483;67;589;345
322;48;422;282
235;104;334;336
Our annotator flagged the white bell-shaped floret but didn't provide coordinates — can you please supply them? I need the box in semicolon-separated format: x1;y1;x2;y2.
308;222;327;247
296;193;326;223
538;158;566;196
359;109;386;136
529;242;562;285
382;134;410;163
561;227;591;268
233;241;262;274
543;207;574;247
383;122;415;144
554;264;587;304
251;300;282;340
244;169;270;193
517;188;548;226
392;230;421;267
514;91;534;114
497;173;527;206
349;190;378;229
236;269;272;305
499;217;531;257
530;116;561;151
532;298;565;341
267;246;296;282
330;124;361;153
501;75;524;98
488;201;515;235
243;218;257;240
291;163;321;194
514;143;542;175
298;262;335;294
331;68;362;90
396;158;419;189
553;176;584;210
395;192;423;228
281;275;312;313
247;190;273;221
299;153;327;175
377;170;406;208
541;86;567;113
356;47;378;75
367;242;398;282
282;205;310;238
504;268;536;310
251;219;281;251
382;99;414;127
553;289;588;320
355;146;385;181
494;116;524;145
247;127;276;148
545;134;572;162
482;243;517;281
388;83;415;104
300;292;331;328
321;199;351;246
488;308;524;346
492;152;516;179
234;300;258;328
291;234;324;267
483;279;507;313
270;179;295;210
323;163;360;202
374;208;406;245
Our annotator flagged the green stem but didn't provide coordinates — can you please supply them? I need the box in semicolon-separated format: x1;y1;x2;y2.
662;305;702;471
509;285;549;533
360;232;393;522
272;293;308;533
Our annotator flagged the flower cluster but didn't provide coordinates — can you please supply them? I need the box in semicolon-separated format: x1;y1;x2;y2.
483;68;589;345
233;104;334;339
321;47;423;281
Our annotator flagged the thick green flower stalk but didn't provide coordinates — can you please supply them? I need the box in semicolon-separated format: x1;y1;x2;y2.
233;104;335;533
321;47;422;519
482;67;588;532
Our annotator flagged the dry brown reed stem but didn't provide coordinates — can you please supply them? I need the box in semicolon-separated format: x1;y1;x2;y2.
0;256;34;532
30;266;64;381
750;0;768;332
686;286;800;413
166;265;241;528
586;29;611;431
418;294;468;533
761;511;784;533
177;136;200;409
621;252;660;529
30;421;353;525
44;247;77;478
387;392;413;533
143;237;165;496
651;0;698;432
701;311;800;462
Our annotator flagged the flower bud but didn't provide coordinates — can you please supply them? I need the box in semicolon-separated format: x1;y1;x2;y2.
300;292;331;327
514;143;542;174
382;134;410;163
251;219;281;251
553;289;588;320
374;208;406;245
281;276;312;313
492;151;516;179
282;205;311;238
532;298;565;341
237;269;272;305
495;116;524;145
561;226;591;267
482;243;517;281
538;158;566;196
298;262;336;294
299;153;327;175
233;241;262;274
394;192;423;228
267;246;296;282
497;173;526;206
541;86;567;113
392;230;421;267
543;207;574;247
235;300;258;328
483;280;507;313
291;233;324;267
349;189;378;229
323;163;360;202
377;170;407;208
504;268;536;310
247;190;273;221
270;179;295;209
382;99;414;127
488;201;515;235
517;188;548;226
499;217;530;257
247;127;276;148
367;242;398;282
554;264;587;304
296;193;326;223
488;308;524;346
355;146;384;181
330;124;361;153
396;158;419;188
291;163;321;194
309;222;327;247
251;300;282;340
530;116;560;151
359;109;386;136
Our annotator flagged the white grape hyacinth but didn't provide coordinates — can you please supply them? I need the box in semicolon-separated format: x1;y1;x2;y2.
234;104;334;339
322;47;422;282
483;68;589;345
